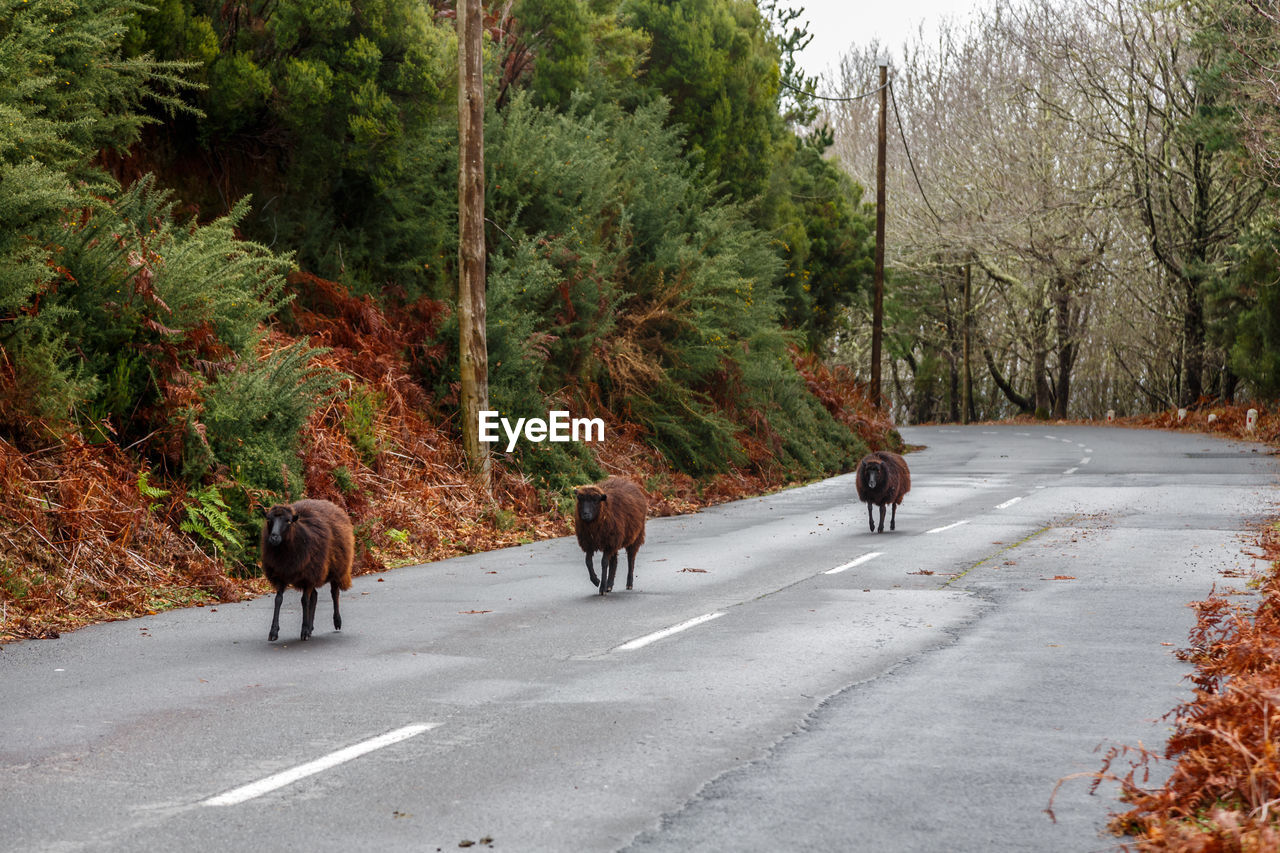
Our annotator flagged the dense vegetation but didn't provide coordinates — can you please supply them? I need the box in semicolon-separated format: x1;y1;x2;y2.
0;0;890;637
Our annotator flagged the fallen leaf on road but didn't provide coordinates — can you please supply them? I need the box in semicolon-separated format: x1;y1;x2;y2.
679;567;708;573
459;610;492;615
1046;575;1076;580
908;570;934;575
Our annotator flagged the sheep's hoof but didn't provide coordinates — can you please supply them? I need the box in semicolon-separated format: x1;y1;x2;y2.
268;631;278;642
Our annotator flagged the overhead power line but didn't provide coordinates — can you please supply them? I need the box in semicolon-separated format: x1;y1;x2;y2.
888;80;945;225
785;76;944;226
779;78;888;102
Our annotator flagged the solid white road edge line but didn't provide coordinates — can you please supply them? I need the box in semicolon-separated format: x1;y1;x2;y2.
824;552;883;575
202;723;438;807
995;497;1023;509
615;612;726;651
926;520;969;534
1064;467;1079;475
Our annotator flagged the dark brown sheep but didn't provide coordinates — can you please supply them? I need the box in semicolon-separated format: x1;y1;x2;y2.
855;451;911;533
574;476;647;595
260;499;354;641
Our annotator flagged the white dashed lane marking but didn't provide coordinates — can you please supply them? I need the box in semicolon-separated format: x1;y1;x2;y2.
926;520;970;534
202;723;439;807
614;612;726;651
824;552;883;575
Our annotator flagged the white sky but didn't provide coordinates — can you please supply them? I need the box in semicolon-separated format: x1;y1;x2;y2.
792;0;988;81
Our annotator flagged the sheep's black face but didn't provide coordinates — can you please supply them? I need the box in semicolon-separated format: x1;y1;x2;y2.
863;463;882;490
264;506;295;547
576;492;606;523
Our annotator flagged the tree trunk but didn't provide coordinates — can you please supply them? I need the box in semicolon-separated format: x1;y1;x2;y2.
1031;312;1051;418
983;347;1033;415
962;262;973;424
1180;275;1205;407
1220;367;1239;404
939;266;960;423
457;0;491;491
1052;277;1074;420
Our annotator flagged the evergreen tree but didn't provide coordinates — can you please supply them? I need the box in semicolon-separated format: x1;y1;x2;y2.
622;0;781;203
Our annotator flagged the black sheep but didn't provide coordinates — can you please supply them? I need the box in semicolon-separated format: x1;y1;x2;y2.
855;451;911;533
574;476;647;595
260;499;354;641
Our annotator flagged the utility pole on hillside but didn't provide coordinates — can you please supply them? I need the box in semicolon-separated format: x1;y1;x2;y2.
962;260;972;424
457;0;491;492
871;58;887;409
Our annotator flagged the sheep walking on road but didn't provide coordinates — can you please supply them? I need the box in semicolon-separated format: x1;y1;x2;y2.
260;499;354;641
574;476;647;595
855;451;911;533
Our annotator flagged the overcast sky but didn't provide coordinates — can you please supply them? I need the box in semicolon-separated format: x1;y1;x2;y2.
792;0;986;80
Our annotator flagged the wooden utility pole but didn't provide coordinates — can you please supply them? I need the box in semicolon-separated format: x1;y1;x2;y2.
870;59;887;408
961;261;972;424
457;0;491;491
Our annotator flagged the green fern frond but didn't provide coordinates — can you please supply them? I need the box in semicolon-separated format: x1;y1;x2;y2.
136;470;170;511
180;484;243;557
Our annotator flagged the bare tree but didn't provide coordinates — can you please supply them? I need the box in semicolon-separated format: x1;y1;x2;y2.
827;6;1115;419
1017;0;1266;405
822;0;1265;419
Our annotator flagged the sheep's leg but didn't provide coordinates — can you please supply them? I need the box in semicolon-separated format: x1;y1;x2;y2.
867;502;875;533
331;581;342;631
300;587;317;641
877;504;886;533
585;551;600;588
269;587;285;642
889;503;897;531
605;552;619;593
625;544;639;590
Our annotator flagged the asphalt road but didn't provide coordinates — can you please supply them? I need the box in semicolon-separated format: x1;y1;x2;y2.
1;425;1274;852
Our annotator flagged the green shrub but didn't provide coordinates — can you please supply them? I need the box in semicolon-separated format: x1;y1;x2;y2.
183;341;339;498
434;94;860;485
343;387;384;464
